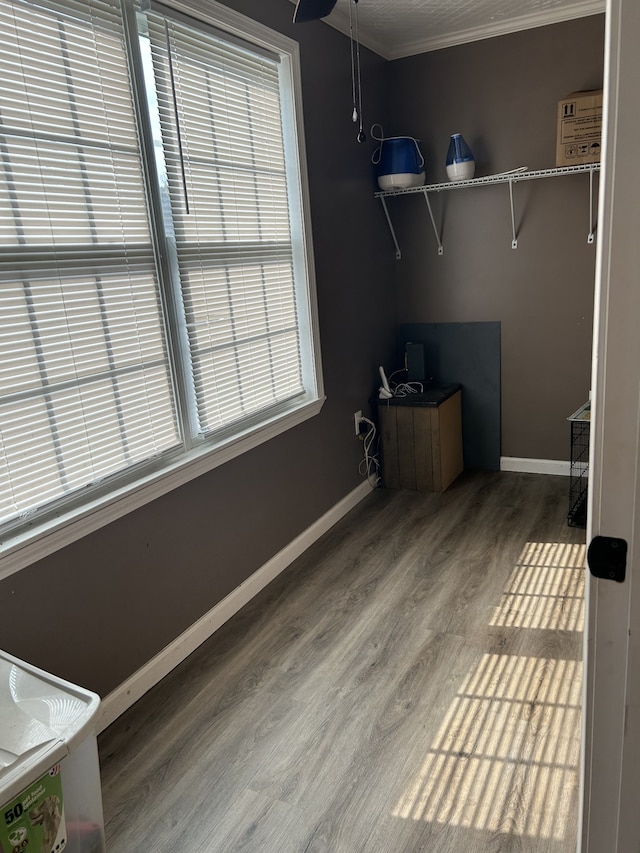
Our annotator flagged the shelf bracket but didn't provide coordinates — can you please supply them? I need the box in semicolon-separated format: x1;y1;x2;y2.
421;190;444;255
375;164;600;257
378;196;402;259
508;179;518;249
588;166;596;244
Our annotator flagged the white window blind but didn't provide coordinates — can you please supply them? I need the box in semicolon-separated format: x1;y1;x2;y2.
146;10;305;436
0;0;180;529
0;0;321;557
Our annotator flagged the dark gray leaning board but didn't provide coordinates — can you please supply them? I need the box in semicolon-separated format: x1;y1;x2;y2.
397;322;501;470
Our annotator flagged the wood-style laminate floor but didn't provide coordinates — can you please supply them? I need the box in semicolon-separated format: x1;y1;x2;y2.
99;471;585;853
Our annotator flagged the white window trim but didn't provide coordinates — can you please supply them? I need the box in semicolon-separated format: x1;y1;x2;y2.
0;395;324;581
0;0;324;581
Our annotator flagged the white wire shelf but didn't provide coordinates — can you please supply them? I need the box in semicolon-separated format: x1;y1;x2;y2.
374;163;601;257
374;163;600;198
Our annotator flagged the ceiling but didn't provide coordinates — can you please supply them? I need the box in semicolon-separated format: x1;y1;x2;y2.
295;0;605;60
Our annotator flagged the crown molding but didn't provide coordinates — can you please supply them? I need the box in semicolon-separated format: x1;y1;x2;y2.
300;0;605;61
386;1;606;60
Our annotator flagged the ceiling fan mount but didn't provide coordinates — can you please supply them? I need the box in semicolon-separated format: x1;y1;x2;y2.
293;0;340;24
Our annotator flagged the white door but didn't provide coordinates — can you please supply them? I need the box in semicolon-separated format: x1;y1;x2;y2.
579;0;640;850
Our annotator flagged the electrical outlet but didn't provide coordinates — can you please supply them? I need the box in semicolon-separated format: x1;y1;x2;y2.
354;410;363;436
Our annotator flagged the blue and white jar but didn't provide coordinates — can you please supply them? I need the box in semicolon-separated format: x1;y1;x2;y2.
371;125;425;191
446;133;475;181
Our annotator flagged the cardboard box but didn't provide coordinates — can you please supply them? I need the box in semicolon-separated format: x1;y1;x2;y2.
556;90;603;167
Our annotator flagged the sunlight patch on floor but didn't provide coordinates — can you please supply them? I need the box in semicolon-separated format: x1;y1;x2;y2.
392;541;584;840
490;542;585;631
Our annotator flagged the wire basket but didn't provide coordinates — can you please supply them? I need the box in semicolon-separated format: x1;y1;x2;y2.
567;402;590;528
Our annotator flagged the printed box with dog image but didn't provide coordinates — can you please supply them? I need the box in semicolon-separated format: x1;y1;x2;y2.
0;764;66;853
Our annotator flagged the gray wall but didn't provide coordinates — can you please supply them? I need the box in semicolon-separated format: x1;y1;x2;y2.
0;0;395;697
386;15;604;460
0;7;606;700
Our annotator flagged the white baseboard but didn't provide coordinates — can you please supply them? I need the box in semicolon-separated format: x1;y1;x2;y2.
98;480;372;732
500;456;570;476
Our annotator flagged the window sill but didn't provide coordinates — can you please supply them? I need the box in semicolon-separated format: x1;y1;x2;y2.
0;395;326;581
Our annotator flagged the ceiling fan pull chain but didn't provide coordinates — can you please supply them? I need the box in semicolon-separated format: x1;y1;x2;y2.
354;0;366;142
349;0;358;124
296;0;365;143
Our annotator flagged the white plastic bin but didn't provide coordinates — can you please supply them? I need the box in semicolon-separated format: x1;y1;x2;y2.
0;650;106;853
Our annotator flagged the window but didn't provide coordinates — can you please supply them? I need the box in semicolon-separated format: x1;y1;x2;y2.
0;0;322;573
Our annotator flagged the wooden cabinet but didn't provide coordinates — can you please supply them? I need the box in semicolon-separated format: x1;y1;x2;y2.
378;386;463;492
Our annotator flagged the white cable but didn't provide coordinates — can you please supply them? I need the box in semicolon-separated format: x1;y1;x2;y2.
387;368;406;384
357;416;381;488
393;381;423;397
385;369;424;398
